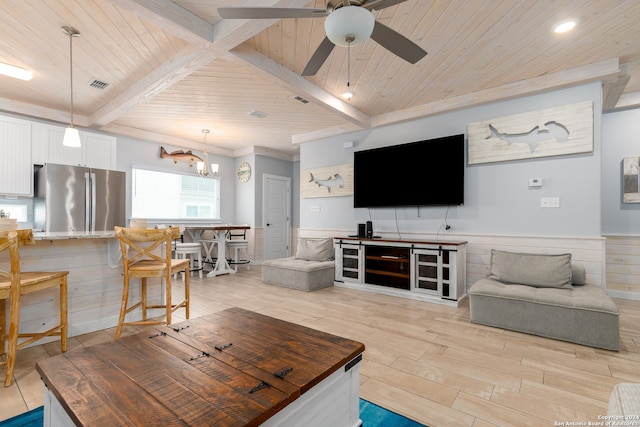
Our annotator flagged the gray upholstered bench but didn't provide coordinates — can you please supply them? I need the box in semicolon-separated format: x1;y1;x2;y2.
261;237;335;292
468;250;620;351
608;383;640;422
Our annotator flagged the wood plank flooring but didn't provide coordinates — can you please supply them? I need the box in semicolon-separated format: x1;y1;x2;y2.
1;266;639;427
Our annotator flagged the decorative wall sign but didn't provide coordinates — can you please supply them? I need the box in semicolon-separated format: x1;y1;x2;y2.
301;163;353;199
467;101;593;164
160;146;202;166
623;157;640;203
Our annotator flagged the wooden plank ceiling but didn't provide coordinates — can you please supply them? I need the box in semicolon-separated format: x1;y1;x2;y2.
0;0;638;158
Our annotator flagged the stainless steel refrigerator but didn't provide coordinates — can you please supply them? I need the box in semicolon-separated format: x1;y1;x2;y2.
34;163;126;232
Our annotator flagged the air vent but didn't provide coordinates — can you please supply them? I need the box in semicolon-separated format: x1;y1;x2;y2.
89;79;110;90
293;96;309;104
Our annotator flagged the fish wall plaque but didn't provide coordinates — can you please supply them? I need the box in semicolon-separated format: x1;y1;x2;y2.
467;101;593;164
160;147;203;167
301;164;353;199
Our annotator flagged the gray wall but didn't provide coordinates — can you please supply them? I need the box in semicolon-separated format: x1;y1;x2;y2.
602;108;640;235
234;154;255;226
300;82;603;237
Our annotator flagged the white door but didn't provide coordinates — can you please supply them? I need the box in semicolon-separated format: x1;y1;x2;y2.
263;174;290;260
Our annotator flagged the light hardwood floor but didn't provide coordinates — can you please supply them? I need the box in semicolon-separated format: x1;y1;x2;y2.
1;266;639;427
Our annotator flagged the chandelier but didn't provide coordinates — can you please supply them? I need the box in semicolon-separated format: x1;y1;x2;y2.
196;129;219;177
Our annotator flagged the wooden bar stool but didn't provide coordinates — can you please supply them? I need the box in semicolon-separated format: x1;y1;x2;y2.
114;226;190;339
0;229;68;387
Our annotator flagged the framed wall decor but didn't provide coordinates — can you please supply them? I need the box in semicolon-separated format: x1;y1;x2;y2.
301;164;353;199
623;156;640;203
237;162;251;183
468;101;593;164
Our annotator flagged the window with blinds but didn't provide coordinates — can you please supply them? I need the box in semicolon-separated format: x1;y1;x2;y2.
131;168;220;220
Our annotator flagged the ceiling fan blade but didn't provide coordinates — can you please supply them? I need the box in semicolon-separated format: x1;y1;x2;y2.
370;21;427;64
218;7;327;19
362;0;408;11
302;37;335;76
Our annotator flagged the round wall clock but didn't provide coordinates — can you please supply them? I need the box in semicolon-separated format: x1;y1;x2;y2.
238;162;251;182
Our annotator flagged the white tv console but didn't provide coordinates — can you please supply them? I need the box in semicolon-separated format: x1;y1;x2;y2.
333;237;467;307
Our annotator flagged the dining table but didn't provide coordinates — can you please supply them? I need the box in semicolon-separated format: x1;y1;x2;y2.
184;225;250;277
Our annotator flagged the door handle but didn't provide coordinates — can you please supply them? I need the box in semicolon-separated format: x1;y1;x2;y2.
266;223;271;226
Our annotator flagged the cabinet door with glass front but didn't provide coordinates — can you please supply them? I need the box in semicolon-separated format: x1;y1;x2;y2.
335;243;363;283
412;247;459;299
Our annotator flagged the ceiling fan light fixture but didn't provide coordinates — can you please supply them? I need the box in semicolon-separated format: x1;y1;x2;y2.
325;6;375;47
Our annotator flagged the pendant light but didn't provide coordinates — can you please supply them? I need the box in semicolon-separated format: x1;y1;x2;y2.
197;129;219;178
341;36;355;100
61;26;81;148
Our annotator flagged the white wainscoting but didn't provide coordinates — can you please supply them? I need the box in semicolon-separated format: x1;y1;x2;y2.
298;228;607;292
15;238;160;343
604;235;640;300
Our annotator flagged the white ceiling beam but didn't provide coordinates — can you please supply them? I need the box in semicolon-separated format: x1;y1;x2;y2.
292;122;367;145
291;58;621;143
231;44;371;129
101;122;235;157
95;0;357;134
0;97;89;128
109;0;214;48
372;58;621;128
90;46;218;127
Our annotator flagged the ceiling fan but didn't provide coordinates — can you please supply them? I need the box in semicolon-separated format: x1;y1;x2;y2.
218;0;427;76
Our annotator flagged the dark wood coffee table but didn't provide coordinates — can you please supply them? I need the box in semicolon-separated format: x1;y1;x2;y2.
36;307;365;427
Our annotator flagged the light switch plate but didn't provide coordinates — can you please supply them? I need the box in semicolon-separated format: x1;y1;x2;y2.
541;197;560;208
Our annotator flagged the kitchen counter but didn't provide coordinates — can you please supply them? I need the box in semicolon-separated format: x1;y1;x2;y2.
32;230;116;240
17;230;129;341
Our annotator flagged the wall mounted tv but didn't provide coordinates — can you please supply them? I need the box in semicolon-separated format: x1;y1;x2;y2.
353;134;465;208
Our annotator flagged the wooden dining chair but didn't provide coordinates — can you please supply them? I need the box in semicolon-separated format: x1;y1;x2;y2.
114;226;190;339
0;229;68;387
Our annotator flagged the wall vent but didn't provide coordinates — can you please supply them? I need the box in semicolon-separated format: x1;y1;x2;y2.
293;96;309;104
89;79;110;90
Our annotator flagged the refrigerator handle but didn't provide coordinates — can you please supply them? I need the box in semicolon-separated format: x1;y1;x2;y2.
84;172;91;232
90;172;97;232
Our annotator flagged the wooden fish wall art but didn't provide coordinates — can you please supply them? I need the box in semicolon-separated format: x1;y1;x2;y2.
467;101;593;165
160;147;203;167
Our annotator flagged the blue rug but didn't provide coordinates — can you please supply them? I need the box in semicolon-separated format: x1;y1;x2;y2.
0;406;42;427
0;400;426;426
359;398;427;426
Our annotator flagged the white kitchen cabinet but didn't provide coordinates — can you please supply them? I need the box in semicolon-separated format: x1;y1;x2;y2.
0;115;32;196
32;122;116;169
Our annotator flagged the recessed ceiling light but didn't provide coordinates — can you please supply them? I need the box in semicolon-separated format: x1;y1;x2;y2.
553;19;578;34
0;62;33;81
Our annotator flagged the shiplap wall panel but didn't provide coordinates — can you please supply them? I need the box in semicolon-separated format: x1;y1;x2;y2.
299;228;606;289
7;238;167;344
606;236;640;297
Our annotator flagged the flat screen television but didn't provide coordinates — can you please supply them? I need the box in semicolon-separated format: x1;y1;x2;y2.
353;134;465;208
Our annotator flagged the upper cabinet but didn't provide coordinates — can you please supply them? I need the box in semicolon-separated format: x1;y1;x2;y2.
32;123;116;170
0;115;32;197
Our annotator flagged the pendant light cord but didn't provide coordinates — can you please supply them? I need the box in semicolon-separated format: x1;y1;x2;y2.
69;31;74;127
